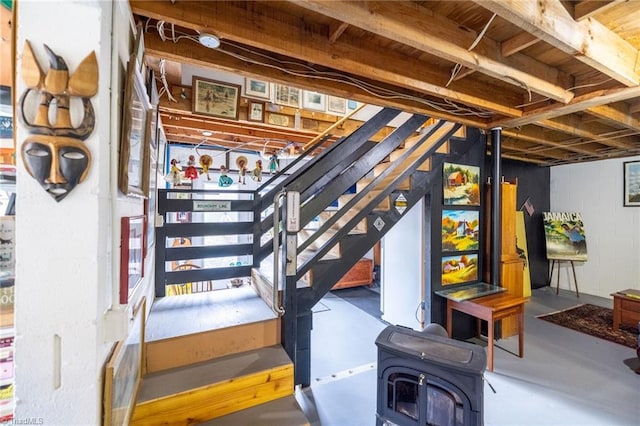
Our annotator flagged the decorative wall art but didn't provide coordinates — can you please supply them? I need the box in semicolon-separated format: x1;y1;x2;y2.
302;90;326;111
119;55;152;198
248;101;265;122
623;160;640;207
103;297;145;425
441;209;479;252
18;41;98;202
443;162;480;206
120;216;146;304
542;212;588;261
441;253;478;286
273;84;300;108
192;76;241;120
327;96;346;114
244;78;270;100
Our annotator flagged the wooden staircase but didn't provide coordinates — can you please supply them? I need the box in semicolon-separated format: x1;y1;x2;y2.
134;107;479;421
130;287;309;425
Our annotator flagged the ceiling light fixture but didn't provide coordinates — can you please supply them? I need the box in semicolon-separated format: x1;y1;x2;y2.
198;33;220;49
202;131;213;137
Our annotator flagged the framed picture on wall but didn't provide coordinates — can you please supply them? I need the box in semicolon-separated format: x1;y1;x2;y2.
327;96;346;114
118;55;152;198
192;76;241;120
443;162;480;206
248;101;265;122
302;90;326;111
103;297;145;425
442;209;479;252
244;78;270;100
119;215;146;304
441;253;478;286
623;160;640;206
273;84;300;108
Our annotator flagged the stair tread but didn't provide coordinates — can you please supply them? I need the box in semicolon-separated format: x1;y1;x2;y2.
145;285;276;342
200;395;309;426
137;345;292;403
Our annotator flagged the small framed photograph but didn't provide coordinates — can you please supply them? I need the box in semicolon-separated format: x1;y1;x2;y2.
192;76;241;120
327;96;346;114
623;160;640;206
303;90;326;111
119;215;146;304
248;101;265;122
244;78;270;100
273;84;301;108
119;55;152;198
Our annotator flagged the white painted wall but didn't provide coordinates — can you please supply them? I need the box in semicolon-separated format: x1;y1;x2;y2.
550;155;640;298
380;199;425;330
14;1;155;423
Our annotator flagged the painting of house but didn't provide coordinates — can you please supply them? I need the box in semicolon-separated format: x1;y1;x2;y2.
442;209;479;252
443;162;480;205
441;254;478;285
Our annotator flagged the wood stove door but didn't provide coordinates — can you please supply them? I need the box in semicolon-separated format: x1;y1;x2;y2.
381;366;472;426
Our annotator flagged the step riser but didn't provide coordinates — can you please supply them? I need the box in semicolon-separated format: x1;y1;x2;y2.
132;364;294;425
146;319;281;373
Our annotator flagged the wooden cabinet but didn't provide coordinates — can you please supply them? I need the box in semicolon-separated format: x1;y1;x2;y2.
332;258;374;290
484;181;524;337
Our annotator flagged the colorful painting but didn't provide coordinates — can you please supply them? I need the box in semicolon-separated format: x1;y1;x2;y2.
515;211;531;297
623;160;640;206
442;209;479;252
542;212;587;261
441;253;478;286
443;162;480;206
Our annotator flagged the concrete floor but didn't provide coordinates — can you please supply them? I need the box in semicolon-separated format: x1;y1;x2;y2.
297;286;640;426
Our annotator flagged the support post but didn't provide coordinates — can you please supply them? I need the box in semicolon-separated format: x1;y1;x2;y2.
491;127;502;286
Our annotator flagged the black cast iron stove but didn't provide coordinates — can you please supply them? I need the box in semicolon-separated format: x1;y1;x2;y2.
375;325;486;426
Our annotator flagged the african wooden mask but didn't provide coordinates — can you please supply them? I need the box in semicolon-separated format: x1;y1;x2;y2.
19;41;98;202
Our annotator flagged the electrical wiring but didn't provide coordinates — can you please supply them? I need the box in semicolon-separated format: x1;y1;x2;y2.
151;21;495;119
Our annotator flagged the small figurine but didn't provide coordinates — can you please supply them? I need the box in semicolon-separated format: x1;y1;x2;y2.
218;165;233;187
184;155;199;180
237;156;248;185
199;154;213;180
269;151;279;175
165;158;182;187
252;159;263;182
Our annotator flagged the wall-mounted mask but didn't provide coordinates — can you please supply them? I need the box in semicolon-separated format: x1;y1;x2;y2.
19;41;98;202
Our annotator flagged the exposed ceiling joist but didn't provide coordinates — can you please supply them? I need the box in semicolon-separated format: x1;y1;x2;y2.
477;0;640;86
293;0;575;103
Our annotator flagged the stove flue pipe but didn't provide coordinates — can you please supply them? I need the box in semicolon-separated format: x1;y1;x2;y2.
491;127;502;286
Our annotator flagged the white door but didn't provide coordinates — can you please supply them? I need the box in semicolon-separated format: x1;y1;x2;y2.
380;199;425;330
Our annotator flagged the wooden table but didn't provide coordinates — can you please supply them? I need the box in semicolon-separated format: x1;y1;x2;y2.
445;293;528;372
611;289;640;331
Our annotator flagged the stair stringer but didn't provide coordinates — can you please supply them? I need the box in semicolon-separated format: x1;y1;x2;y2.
297;128;482;311
295;121;461;279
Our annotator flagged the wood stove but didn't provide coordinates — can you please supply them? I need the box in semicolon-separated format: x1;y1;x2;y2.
375;325;486;426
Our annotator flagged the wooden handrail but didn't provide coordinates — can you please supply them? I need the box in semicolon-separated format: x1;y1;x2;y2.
302;103;367;151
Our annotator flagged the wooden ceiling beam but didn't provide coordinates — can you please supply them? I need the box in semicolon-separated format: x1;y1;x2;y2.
539;115;639;150
477;0;640;86
494;85;640;128
329;22;349;44
573;1;625;21
586;103;640;133
293;0;574;103
132;1;522;118
501;32;540;57
629;100;640;114
501;127;602;155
